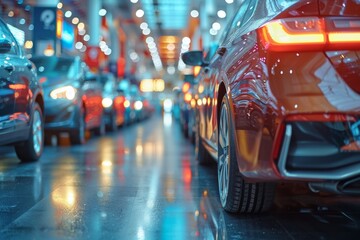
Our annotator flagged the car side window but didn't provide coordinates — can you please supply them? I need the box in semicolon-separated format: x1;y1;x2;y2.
0;21;18;56
222;0;251;44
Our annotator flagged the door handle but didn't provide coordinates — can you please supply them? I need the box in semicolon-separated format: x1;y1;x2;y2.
216;47;227;56
26;63;33;70
4;65;14;73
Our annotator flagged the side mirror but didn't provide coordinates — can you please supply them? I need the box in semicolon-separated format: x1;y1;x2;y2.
181;50;207;67
0;39;12;54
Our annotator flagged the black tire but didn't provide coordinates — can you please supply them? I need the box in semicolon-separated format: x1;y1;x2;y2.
15;103;44;162
107;111;117;132
70;107;86;145
195;112;212;165
94;114;106;136
218;95;275;213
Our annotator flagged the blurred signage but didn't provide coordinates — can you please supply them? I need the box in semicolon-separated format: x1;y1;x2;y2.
33;7;57;40
61;21;74;52
84;46;101;71
33;7;58;55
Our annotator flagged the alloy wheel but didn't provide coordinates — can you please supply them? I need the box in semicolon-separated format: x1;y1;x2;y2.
218;102;230;207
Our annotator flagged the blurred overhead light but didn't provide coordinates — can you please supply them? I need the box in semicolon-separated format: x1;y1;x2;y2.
217;10;226;18
225;0;234;3
83;34;90;41
142;28;151;35
167;66;176;75
209;28;218;35
65;11;72;18
136;9;144;18
72;17;79;25
57;2;63;9
75;42;83;49
146;36;154;44
99;9;107;16
140;22;148;30
77;22;85;30
212;22;221;31
24;40;33;49
130;0;139;3
182;37;191;44
190;10;199;18
8;11;14;17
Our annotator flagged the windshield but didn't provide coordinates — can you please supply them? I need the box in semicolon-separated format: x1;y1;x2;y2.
32;57;76;80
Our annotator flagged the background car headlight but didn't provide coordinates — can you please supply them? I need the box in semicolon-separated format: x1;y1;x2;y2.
102;97;113;108
134;100;143;110
50;86;77;100
124;100;130;108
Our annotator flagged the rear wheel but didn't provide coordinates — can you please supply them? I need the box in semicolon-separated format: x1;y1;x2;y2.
218;95;275;213
15;103;44;162
107;111;117;132
94;113;106;136
70;107;86;145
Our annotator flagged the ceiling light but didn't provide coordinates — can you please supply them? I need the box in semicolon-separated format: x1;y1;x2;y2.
225;0;234;3
210;28;218;35
130;0;138;3
136;9;144;18
99;9;107;16
77;22;85;30
72;17;79;25
140;22;148;30
75;42;83;50
142;28;151;35
217;10;226;18
83;34;90;41
57;2;63;9
212;22;221;31
65;11;72;18
167;66;176;75
190;10;199;18
147;42;156;48
146;36;154;44
182;37;191;44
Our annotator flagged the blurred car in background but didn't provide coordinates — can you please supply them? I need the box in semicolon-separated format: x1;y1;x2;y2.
182;0;360;214
179;74;196;142
0;18;44;162
31;55;105;145
87;72;126;132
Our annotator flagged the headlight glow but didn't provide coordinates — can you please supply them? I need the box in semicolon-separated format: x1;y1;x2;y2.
50;86;77;100
102;97;113;108
124;100;130;108
134;100;143;110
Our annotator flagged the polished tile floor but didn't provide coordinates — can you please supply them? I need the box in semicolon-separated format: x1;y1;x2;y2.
1;113;360;239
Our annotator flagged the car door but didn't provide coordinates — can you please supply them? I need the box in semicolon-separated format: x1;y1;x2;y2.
0;21;32;133
0;40;15;132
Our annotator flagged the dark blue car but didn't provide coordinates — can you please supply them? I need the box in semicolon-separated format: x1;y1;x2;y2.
0;18;44;162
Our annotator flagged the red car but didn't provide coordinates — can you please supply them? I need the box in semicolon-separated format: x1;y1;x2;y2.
182;0;360;214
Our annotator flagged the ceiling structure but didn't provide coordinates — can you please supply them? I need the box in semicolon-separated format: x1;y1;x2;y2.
1;0;237;76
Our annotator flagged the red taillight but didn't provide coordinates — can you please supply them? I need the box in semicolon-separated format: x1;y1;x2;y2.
260;17;360;51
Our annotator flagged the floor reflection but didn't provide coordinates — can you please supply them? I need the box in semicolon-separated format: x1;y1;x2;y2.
1;115;360;239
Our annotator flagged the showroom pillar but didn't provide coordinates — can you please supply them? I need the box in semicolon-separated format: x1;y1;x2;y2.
88;0;101;46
